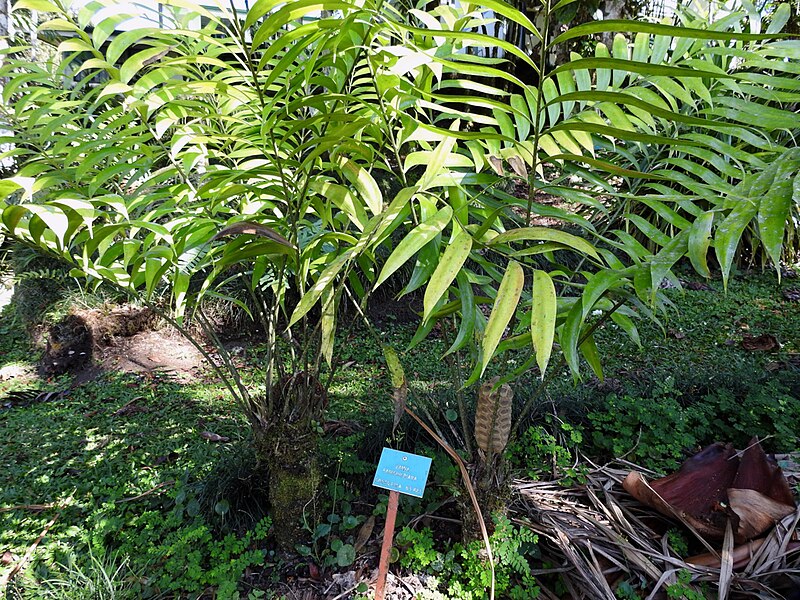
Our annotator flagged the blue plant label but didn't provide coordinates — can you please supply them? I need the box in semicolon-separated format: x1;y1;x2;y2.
372;448;432;498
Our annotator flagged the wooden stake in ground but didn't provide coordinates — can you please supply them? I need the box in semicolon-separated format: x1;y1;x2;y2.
374;490;399;600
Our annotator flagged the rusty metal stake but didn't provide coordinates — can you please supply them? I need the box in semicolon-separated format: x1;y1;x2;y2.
375;490;400;600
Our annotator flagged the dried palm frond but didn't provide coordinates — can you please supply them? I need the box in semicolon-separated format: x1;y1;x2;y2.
513;455;800;599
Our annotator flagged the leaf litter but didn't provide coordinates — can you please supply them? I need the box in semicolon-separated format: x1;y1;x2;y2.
512;445;800;599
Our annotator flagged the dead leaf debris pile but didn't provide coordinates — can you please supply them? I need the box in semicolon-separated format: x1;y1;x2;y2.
513;442;799;599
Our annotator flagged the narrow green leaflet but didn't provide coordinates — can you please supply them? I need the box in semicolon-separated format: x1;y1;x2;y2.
650;231;689;300
336;157;383;216
757;152;799;275
489;226;600;261
481;260;524;375
581;269;625;320
551;20;780;46
611;312;641;348
289;252;350;327
579;336;603;380
715;195;759;289
444;272;476;357
530;270;556;379
688;211;715;278
560;301;583;379
417;123;460;192
375;205;453;289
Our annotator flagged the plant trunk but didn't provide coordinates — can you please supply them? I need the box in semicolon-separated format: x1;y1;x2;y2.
459;459;510;544
253;421;321;552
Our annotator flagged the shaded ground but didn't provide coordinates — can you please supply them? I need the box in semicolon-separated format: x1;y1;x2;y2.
32;306;212;386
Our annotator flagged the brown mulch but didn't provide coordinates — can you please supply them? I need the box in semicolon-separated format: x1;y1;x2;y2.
512;456;800;599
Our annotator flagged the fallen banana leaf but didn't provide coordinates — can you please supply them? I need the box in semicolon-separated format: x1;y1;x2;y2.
624;438;795;544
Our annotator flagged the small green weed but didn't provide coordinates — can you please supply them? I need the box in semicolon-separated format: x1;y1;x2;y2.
1;370;268;598
586;376;800;472
665;569;706;600
396;514;541;600
507;418;588;484
7;548;134;600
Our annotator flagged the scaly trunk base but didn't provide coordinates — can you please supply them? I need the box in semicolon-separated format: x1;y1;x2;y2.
254;422;320;552
458;461;510;545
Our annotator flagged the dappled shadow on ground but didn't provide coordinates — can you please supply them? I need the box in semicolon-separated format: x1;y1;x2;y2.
0;369;255;595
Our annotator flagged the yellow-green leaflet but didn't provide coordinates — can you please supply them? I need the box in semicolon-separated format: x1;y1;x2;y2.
382;345;405;389
481;261;524;375
688;211;714;278
321;286;335;367
530;270;556;379
489;226;600;261
336;156;383;216
423;228;472;321
288;252;349;328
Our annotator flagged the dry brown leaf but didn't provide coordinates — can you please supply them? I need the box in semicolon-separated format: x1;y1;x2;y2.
488;156;504;176
719;520;734;600
0;503;57;514
622;470;725;546
199;431;230;443
354;515;375;553
686;538;766;569
392;383;407;435
1;551;14;565
116;481;174;503
733;437;795;507
113;397;146;417
625;439;796;545
507;156;528;178
741;333;780;351
728;488;795;542
211;221;294;248
515;455;800;598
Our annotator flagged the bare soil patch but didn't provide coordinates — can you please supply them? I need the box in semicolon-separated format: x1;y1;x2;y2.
92;327;206;381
